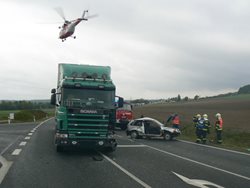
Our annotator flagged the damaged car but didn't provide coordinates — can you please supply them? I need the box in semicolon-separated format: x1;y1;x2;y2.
126;117;181;140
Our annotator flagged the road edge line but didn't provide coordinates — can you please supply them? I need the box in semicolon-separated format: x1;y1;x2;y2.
100;153;151;188
145;144;250;181
178;139;250;156
0;117;53;184
0;156;13;184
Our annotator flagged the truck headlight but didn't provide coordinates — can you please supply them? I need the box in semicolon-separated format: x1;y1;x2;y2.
56;133;68;138
98;141;104;146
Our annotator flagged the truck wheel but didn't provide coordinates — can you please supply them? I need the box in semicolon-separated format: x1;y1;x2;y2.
164;132;172;141
56;145;64;152
105;146;116;152
105;141;117;152
130;131;138;139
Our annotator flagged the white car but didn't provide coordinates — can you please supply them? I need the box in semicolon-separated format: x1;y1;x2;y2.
126;117;181;140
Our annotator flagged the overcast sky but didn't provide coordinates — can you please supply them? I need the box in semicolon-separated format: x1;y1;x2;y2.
0;0;249;100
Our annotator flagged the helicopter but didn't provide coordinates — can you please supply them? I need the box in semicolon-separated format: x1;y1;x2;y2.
55;8;97;42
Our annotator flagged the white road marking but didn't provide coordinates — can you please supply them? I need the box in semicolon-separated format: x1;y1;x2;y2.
117;145;146;148
24;136;30;140
172;172;224;188
30;130;35;132
33;118;52;130
0;156;13;184
0;136;21;155
114;134;122;138
100;153;151;188
145;144;250;181
0;118;53;185
28;133;33;136
178;139;250;156
128;139;135;142
19;141;27;146
12;149;22;156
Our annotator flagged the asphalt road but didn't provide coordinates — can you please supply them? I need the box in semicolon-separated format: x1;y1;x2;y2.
0;119;249;188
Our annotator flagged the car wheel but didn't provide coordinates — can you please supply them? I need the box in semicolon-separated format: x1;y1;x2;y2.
146;136;151;139
164;132;172;141
130;131;138;139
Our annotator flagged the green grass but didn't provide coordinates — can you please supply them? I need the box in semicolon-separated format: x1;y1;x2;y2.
179;124;250;153
0;110;20;120
133;95;250;153
0;109;54;123
223;93;250;100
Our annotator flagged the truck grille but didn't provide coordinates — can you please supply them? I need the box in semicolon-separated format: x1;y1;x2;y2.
67;112;109;139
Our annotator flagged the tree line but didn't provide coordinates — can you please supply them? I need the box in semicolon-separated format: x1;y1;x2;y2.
0;100;53;111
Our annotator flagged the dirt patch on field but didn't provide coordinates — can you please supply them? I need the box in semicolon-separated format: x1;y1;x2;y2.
133;97;250;132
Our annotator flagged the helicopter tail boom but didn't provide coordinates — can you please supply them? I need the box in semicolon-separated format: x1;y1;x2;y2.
82;10;88;19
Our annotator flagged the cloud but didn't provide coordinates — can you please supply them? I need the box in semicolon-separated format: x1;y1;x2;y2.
0;0;250;100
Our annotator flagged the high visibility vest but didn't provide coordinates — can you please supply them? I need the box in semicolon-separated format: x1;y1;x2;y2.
203;118;210;131
215;118;223;130
173;116;180;125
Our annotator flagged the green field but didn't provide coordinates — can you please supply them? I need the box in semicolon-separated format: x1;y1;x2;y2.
133;95;250;152
0;109;54;123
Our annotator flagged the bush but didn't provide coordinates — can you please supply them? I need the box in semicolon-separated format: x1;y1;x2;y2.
14;110;48;122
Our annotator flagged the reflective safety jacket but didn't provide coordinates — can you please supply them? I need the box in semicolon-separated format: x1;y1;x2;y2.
215;118;223;131
193;116;200;128
203;118;211;132
173;116;180;125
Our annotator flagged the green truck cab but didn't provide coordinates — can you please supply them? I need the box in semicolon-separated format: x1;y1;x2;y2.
50;63;123;152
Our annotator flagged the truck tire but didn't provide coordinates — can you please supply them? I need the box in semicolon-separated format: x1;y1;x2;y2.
105;141;117;152
105;146;116;153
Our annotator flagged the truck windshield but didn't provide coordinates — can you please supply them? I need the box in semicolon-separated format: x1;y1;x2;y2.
118;103;132;111
62;88;115;109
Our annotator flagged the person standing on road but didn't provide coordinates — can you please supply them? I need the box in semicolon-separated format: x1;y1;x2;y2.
201;114;211;144
215;113;223;144
167;113;180;129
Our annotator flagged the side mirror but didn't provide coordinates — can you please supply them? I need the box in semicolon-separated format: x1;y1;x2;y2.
118;97;124;108
51;88;56;94
116;96;124;108
51;93;56;105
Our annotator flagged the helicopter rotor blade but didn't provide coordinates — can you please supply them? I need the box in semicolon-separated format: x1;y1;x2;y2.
54;7;66;21
85;14;98;19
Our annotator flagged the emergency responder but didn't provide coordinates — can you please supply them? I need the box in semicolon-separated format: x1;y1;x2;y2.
201;114;211;144
167;113;180;129
193;114;201;141
195;114;205;143
215;113;223;144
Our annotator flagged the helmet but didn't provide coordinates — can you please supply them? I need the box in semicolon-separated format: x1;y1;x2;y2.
196;114;201;118
203;114;208;118
215;113;221;118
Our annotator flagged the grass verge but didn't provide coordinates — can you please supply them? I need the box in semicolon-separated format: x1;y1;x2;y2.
0;109;54;123
180;124;250;153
